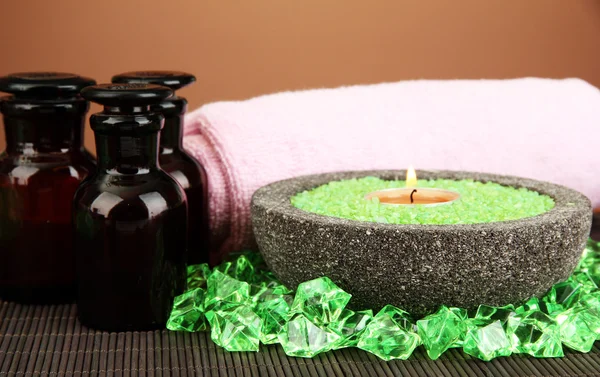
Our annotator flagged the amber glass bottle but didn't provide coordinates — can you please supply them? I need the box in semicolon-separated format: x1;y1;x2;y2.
74;83;188;331
111;71;209;264
0;72;96;304
592;209;600;241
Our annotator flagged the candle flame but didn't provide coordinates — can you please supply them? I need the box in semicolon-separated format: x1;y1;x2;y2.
406;166;417;187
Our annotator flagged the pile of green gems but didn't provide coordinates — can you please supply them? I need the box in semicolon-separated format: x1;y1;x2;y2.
167;240;600;361
291;177;555;224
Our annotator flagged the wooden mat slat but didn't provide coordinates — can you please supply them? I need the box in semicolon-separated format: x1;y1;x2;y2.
0;303;20;371
255;345;276;377
322;350;349;377
410;347;439;377
221;338;238;377
408;348;442;377
59;306;78;377
268;342;294;377
188;332;206;377
114;332;126;377
275;344;304;377
132;332;143;377
319;354;340;377
172;333;188;377
2;302;600;377
148;330;158;377
49;305;71;377
248;344;264;377
72;320;90;377
341;348;372;377
34;306;59;377
569;349;600;373
17;306;45;377
5;304;35;377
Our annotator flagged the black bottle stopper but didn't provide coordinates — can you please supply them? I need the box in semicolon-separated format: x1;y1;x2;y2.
81;83;173;174
0;71;97;160
80;83;173;174
0;72;96;100
0;71;96;119
111;71;195;92
111;71;195;119
0;72;97;153
81;83;172;109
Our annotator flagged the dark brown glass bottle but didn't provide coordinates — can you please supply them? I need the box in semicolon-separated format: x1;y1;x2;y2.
0;72;96;304
592;208;600;241
74;83;188;331
111;71;209;264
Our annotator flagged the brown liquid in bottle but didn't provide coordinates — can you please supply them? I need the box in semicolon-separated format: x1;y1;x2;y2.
0;72;96;303
74;83;187;331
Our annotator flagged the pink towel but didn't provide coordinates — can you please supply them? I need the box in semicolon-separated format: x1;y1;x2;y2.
183;78;600;263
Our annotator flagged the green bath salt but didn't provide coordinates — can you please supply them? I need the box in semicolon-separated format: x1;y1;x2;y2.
291;177;555;225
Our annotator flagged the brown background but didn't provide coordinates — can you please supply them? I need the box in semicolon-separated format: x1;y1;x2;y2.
1;0;600;154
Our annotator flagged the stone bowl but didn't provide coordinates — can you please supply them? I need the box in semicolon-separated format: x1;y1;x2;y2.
251;170;592;318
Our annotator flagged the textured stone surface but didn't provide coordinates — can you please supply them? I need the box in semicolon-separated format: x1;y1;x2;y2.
251;170;592;317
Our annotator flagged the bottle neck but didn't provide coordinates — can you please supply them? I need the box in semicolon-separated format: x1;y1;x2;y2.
160;114;183;154
95;132;160;174
3;114;85;155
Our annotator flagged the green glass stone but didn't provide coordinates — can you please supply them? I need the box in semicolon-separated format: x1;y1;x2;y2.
204;270;251;311
251;283;293;305
217;252;268;284
587;238;600;252
249;283;271;305
417;306;466;360
463;319;512;361
357;305;420;361
555;303;600;352
581;290;600;305
214;258;253;283
329;309;373;349
577;241;600;276
267;281;293;294
289;277;352;324
506;311;563;357
583;291;600;308
187;264;211;290
279;314;341;357
582;239;600;261
257;291;293;308
230;255;256;282
449;307;468;322
570;273;599;293
579;292;600;339
205;305;262;352
166;288;207;332
515;297;541;314
256;297;290;344
475;304;515;323
228;250;266;269
515;297;560;316
256;270;280;285
544;281;584;310
214;261;233;276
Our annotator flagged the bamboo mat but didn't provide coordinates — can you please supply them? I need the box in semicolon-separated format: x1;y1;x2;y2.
1;301;600;377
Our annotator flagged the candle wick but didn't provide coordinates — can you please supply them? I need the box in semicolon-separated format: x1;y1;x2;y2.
410;189;417;204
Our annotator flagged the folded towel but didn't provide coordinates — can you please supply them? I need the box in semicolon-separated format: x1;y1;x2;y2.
183;78;600;263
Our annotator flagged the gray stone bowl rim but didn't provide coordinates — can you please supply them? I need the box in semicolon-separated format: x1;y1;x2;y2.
252;169;589;229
